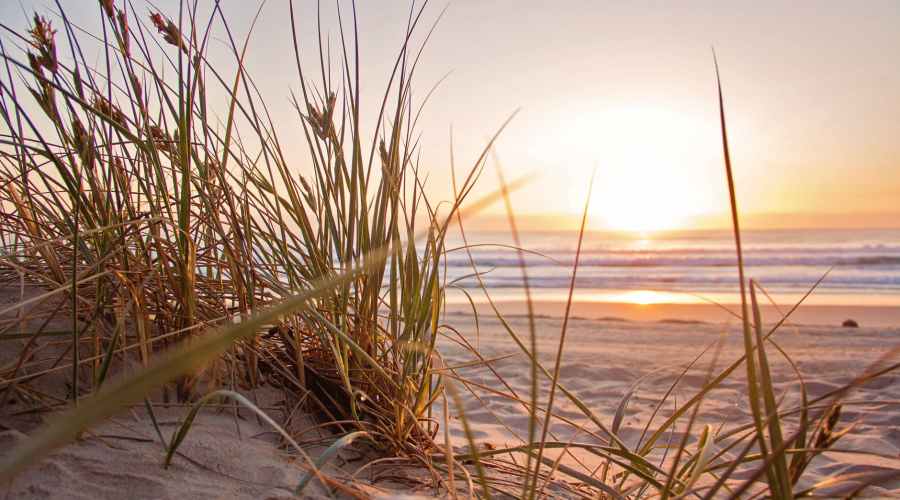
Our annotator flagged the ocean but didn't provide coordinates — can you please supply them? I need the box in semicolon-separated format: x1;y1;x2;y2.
443;228;900;307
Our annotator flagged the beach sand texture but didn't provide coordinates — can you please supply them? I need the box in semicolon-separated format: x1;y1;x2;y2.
2;284;899;497
437;312;900;497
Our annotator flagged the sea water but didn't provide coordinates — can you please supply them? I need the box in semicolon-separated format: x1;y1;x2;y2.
442;228;900;306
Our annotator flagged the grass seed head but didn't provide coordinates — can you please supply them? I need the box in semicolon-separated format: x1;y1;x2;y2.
71;118;96;167
28;14;57;74
117;10;131;57
100;0;114;19
815;403;843;449
92;94;128;131
149;12;186;53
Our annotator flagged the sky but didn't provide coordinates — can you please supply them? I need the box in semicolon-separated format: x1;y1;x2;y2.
3;0;899;231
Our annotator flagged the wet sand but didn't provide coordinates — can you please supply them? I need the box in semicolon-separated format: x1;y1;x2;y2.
446;298;900;327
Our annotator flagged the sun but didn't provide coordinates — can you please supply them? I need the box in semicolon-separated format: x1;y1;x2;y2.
600;195;686;233
546;103;721;233
589;156;692;233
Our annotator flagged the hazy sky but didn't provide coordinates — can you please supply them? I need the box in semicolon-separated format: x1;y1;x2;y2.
4;1;899;230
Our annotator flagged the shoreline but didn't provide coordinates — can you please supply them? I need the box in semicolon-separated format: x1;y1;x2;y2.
444;299;900;327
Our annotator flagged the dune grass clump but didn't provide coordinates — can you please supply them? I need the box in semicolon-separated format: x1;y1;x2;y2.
0;1;898;499
0;0;502;466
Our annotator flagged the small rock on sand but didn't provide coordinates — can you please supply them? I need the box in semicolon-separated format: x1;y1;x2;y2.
842;318;859;328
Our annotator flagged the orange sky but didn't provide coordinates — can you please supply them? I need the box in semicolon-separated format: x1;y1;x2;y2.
6;1;899;231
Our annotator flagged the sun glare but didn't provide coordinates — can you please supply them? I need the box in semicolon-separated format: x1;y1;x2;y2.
601;198;685;233
542;103;720;233
588;106;708;233
609;290;693;305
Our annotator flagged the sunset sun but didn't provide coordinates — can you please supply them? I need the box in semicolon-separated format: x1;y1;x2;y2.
589;153;698;233
543;105;719;233
594;181;687;233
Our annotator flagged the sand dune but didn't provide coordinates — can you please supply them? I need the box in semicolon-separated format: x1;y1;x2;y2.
2;412;303;499
1;392;434;499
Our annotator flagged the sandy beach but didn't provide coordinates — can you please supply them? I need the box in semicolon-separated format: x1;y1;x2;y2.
2;298;899;497
437;307;900;497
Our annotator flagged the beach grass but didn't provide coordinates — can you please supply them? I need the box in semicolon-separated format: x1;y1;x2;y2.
0;1;898;498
